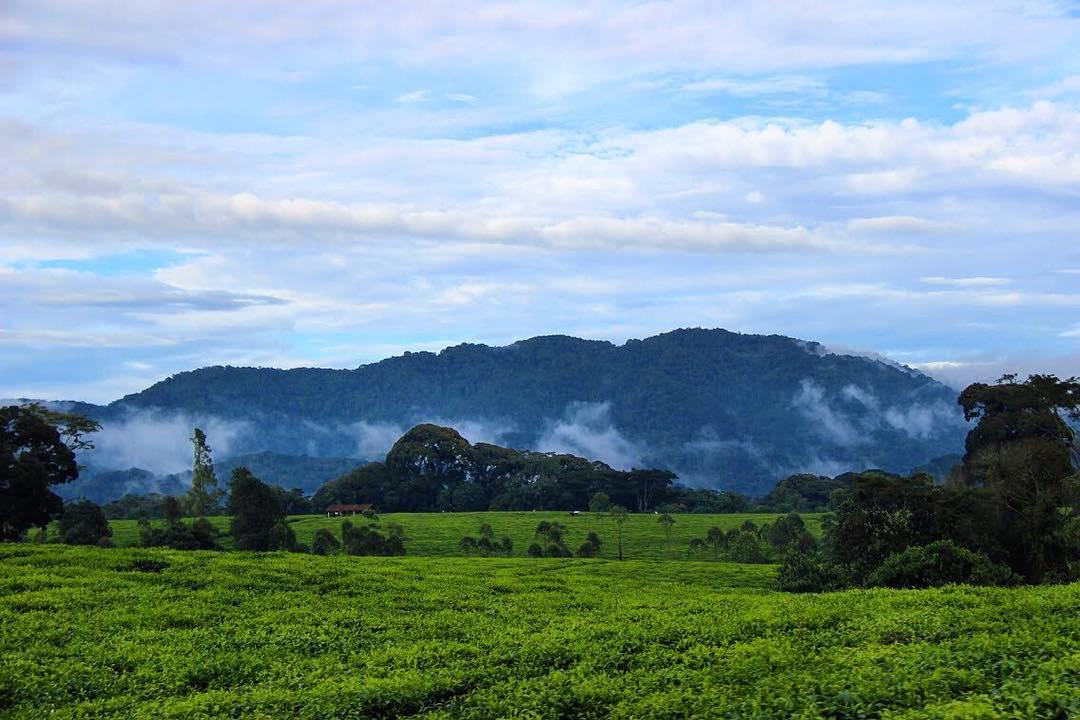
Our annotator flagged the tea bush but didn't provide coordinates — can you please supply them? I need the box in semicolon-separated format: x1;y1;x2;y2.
1;545;1077;718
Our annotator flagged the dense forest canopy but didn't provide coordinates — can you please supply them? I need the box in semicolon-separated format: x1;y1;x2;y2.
60;328;965;497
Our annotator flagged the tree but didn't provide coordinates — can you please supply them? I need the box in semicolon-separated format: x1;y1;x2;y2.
957;374;1080;582
312;528;340;555
767;512;816;556
609;505;628;560
705;526;725;557
267;520;298;552
589;491;612;513
628;469;676;512
826;472;938;582
657;513;675;554
162;496;183;525
577;531;602;557
1;405;82;540
228;467;286;551
866;540;1018;589
57;499;112;546
185;428;222;516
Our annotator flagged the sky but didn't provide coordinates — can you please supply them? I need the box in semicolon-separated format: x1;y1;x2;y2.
1;1;1079;403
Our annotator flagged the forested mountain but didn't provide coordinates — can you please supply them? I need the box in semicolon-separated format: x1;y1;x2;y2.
65;328;967;496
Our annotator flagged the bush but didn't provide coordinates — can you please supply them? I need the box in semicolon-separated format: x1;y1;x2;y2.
267;520;298;551
588;491;612;513
727;529;770;564
867;540;1020;589
57;500;112;546
775;551;848;593
312;529;340;555
342;520;405;556
138;518;218;550
577;532;602;558
527;543;543;557
128;558;169;573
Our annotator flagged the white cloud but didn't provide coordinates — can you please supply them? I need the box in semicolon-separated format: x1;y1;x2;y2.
921;276;1011;287
394;89;429;104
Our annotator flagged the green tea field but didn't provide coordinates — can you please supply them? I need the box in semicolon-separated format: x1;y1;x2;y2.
104;511;823;559
1;545;1077;718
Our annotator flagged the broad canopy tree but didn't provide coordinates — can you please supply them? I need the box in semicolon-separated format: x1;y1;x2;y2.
1;405;96;541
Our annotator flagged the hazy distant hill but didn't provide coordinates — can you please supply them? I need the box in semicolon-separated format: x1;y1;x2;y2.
67;328;966;496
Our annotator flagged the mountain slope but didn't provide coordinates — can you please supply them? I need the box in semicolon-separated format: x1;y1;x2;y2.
83;328;965;495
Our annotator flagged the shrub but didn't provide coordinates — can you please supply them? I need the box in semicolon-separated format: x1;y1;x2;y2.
727;529;770;564
138;518;218;550
312;529;340;555
128;558;170;573
342;520;405;556
57;500;112;546
527;543;543;557
775;551;848;593
267;520;298;551
588;491;612;513
867;540;1019;589
577;532;602;558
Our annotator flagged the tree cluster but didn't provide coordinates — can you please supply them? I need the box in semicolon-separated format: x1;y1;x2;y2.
688;514;815;564
778;374;1080;590
459;523;513;556
312;424;678;513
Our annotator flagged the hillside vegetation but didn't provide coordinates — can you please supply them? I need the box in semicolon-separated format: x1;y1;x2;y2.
101;511;821;560
81;328;964;494
2;545;1077;719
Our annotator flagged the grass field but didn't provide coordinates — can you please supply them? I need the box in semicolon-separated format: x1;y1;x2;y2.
1;544;1077;718
103;511;823;559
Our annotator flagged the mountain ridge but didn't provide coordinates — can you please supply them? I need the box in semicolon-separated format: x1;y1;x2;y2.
30;328;967;495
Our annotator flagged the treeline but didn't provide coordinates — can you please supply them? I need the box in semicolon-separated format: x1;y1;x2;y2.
778;375;1080;589
311;424;682;513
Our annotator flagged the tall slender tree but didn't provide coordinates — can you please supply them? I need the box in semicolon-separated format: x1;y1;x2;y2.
185;428;221;516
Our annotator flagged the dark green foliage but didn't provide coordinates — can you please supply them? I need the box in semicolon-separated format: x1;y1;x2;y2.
102;493;172;520
271;486;312;515
533;520;571;557
341;519;405;556
867;541;1019;589
184;428;222;516
110;329;964;494
758;473;852;512
228;467;287;551
137;517;218;550
162;496;182;524
956;374;1080;582
775;551;848;593
459;523;511;556
126;557;169;573
576;531;603;557
1;405;80;540
526;542;542;557
826;471;939;582
57;499;112;546
588;491;611;513
267;520;298;552
726;527;770;563
311;528;340;555
765;512;817;556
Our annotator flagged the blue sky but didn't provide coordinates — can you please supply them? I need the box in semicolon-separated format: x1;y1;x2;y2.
2;1;1079;402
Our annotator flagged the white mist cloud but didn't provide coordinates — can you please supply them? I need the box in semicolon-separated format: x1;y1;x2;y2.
537;401;644;469
86;409;251;475
792;380;863;446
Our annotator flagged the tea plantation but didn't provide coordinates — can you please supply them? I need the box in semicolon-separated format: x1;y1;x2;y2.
104;511;823;558
2;544;1077;718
